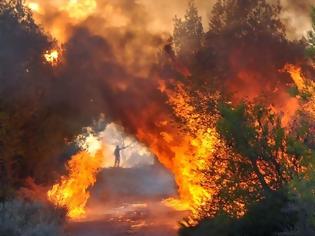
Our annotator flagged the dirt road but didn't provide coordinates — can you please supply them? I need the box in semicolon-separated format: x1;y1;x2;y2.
67;201;184;236
67;166;186;236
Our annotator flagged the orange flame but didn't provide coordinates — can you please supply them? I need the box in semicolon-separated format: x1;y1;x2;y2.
138;82;221;216
283;64;315;116
47;133;104;219
283;64;307;91
44;49;59;66
161;129;217;213
47;149;104;218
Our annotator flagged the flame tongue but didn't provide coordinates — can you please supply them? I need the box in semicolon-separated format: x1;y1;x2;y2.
47;150;104;218
132;82;220;215
284;64;315;116
47;133;104;219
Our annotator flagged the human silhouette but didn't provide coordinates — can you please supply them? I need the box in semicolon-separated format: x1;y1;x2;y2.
114;145;130;167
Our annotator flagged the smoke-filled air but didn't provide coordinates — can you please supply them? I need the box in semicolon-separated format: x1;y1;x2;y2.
1;0;315;235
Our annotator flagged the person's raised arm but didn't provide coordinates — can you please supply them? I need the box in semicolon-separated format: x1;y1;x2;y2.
120;143;132;150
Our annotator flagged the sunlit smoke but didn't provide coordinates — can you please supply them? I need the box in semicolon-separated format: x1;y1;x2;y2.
62;0;97;19
100;123;154;168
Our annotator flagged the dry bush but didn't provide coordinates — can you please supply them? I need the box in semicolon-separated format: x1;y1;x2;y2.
0;199;67;236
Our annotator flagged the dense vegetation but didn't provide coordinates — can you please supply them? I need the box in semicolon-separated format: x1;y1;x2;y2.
174;1;315;236
0;0;105;202
0;0;315;235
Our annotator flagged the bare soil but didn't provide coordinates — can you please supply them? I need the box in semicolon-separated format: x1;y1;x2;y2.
66;166;186;236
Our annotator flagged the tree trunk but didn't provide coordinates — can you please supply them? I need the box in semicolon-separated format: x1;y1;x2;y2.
250;159;272;194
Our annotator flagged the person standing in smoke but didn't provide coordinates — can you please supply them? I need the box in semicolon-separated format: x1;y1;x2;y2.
114;145;130;167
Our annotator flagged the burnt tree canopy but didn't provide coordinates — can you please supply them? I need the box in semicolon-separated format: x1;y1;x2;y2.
173;1;204;63
209;0;285;39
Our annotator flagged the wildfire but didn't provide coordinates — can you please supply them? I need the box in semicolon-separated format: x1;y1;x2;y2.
25;0;98;43
283;64;315;116
137;82;220;216
16;0;315;227
47;132;104;219
161;64;315;217
283;64;308;92
139;129;217;218
161;129;216;213
44;50;59;66
26;0;96;19
34;0;315;223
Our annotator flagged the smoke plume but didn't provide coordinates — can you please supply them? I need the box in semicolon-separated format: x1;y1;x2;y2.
5;0;314;211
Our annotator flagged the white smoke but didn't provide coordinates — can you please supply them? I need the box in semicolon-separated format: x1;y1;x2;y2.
280;0;313;39
100;123;155;168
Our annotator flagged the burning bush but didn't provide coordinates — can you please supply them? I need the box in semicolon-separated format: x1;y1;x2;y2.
171;1;315;234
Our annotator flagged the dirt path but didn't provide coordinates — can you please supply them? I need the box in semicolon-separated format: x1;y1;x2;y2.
67;167;185;236
67;201;183;236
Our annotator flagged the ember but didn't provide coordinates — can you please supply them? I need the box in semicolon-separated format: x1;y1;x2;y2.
44;49;59;66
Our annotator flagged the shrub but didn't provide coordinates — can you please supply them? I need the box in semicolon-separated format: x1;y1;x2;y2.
180;190;298;236
0;199;67;236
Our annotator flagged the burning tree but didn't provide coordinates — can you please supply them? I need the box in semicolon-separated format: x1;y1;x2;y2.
1;0;315;235
0;0;54;200
173;1;204;61
166;0;315;234
208;102;304;212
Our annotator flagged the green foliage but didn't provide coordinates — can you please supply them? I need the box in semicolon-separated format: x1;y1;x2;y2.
0;199;67;236
0;0;52;75
0;0;118;192
175;1;314;235
287;174;315;235
180;191;297;236
217;102;287;193
188;102;314;235
287;139;309;163
217;103;255;159
234;191;296;236
287;86;300;98
0;0;87;192
285;137;315;235
0;1;54;192
180;213;234;236
288;111;315;159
